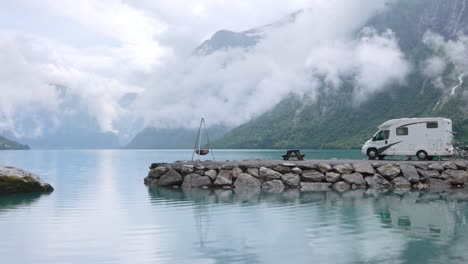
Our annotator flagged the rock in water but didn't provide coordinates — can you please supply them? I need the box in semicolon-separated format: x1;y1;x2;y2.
341;173;365;186
333;163;354;174
400;164;420;183
366;174;391;189
352;163;375;175
325;172;341;183
204;170;218;181
182;174;212;188
442;170;468;186
234;173;261;190
261;180;285;193
214;170;233;186
333;181;351;192
0;166;54;194
301;170;325;182
377;164;401;179
281;173;301;188
300;182;331;192
157;169;183;187
392;177;411;188
317;163;332;173
148;166;169;179
259;167;282;182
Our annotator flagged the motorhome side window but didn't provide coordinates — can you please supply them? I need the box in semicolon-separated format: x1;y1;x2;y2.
373;130;389;141
427;122;438;128
396;127;408;136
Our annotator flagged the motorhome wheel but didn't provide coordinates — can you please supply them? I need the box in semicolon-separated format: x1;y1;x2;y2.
367;148;378;160
416;150;428;161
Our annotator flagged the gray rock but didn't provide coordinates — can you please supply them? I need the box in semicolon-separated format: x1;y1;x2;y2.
221;164;236;170
414;163;429;170
333;163;354;174
281;162;297;167
377;164;401;179
428;163;444;172
417;169;441;180
300;182;332;192
234;173;261;190
325;172;341;183
426;178;451;191
392;177;412;188
182;174;212;188
148;166;169;179
332;181;351;192
298;164;318;170
181;165;195;174
157;169;183;187
366;174;392;189
454;161;468;169
246;168;259;178
352;163;375;175
442;162;458;170
194;170;205;175
261;180;285;193
301;170;325;182
400;164;420;183
204;170;218;181
214;170;233;186
442;170;468;185
291;167;302;175
0;166;54;194
194;164;205;170
281;173;301;188
341;173;365;186
317;163;332;173
259;167;282;182
232;167;243;179
273;166;291;174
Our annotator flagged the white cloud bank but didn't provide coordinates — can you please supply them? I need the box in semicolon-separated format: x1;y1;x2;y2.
0;0;411;139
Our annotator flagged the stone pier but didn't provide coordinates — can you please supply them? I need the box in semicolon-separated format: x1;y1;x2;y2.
144;160;468;192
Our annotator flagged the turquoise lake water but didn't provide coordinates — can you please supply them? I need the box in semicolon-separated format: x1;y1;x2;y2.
1;149;468;264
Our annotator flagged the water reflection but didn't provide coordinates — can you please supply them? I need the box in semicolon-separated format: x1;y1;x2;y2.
0;193;48;213
148;188;468;264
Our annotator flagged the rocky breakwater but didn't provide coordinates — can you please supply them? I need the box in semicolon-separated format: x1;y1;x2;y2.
0;166;54;195
144;160;468;193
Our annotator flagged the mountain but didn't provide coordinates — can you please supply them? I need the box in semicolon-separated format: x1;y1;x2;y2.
0;135;30;150
215;0;468;149
125;126;229;149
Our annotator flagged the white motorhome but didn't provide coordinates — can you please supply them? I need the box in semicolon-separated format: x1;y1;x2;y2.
362;117;454;160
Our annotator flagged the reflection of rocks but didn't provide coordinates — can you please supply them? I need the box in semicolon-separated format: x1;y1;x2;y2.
0;192;45;210
0;166;54;194
144;160;468;192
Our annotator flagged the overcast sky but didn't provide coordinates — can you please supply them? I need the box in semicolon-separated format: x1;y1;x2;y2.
0;0;416;140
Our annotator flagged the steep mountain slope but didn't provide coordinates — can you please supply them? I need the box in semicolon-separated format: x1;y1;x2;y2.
0;135;29;150
216;0;468;149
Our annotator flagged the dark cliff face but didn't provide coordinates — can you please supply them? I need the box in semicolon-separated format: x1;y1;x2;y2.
368;0;468;49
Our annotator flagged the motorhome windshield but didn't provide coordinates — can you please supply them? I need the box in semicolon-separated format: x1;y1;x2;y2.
372;130;389;141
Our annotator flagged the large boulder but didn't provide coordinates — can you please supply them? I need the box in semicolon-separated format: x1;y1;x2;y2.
204;170;218;181
442;170;468;186
442;162;458;170
400;164;420;184
182;173;212;188
180;165;195;174
214;170;233;186
332;181;351;192
300;182;332;192
366;174;391;189
426;178;451;191
234;173;261;190
333;163;354;174
352;163;375;175
232;167;243;179
377;164;400;179
317;163;332;173
417;169;441;180
428;163;444;172
273;166;291;174
261;180;285;193
454;161;468;170
155;169;183;187
291;167;302;175
341;173;365;186
246;168;259;178
259;167;282;182
281;173;301;188
392;177;412;189
301;170;325;182
325;172;341;183
0;166;54;194
147;166;169;179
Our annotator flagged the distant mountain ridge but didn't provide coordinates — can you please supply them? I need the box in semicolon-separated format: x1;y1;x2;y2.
214;0;468;149
0;135;29;150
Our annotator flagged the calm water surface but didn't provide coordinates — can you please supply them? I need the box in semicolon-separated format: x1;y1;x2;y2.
0;150;467;264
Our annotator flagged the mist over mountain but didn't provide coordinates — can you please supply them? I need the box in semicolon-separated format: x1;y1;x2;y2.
0;135;29;150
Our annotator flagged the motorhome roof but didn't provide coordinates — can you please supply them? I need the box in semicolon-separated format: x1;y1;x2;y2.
378;117;450;129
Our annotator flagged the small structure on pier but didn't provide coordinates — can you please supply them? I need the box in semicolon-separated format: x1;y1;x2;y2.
192;118;215;161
